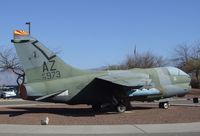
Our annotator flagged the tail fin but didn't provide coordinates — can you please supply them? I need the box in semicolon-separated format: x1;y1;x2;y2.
11;30;87;83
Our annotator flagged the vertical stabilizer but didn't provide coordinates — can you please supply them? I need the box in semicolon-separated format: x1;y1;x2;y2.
11;30;87;83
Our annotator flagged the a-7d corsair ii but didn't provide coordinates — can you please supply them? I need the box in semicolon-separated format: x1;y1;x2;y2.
11;30;191;113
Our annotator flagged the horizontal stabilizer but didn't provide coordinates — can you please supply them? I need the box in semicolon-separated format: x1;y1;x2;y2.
35;90;67;101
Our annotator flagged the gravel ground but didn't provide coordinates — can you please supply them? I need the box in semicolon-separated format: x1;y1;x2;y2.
0;89;199;125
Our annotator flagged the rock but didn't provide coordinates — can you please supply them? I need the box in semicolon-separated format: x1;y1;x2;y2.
41;116;49;125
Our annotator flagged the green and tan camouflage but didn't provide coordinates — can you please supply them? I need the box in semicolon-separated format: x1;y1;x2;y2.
11;30;191;112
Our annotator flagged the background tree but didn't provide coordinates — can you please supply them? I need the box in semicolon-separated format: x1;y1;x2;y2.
124;51;166;69
0;48;21;71
0;47;24;87
172;42;200;88
106;47;167;70
172;44;190;71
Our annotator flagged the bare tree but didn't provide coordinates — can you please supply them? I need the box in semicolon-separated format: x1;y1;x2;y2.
172;42;200;88
123;51;166;69
0;48;22;71
106;48;167;70
172;44;191;71
0;47;24;86
190;44;200;82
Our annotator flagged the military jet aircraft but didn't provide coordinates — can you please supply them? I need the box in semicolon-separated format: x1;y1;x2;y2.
11;30;191;113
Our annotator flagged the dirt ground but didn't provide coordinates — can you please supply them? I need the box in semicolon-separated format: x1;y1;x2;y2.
185;88;200;98
0;89;199;125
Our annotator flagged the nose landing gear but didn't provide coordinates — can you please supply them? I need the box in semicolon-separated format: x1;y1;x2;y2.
159;101;170;109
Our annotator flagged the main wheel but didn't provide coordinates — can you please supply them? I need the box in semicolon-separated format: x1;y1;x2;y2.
116;104;126;113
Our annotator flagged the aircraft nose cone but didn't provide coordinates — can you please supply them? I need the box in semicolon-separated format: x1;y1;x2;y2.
186;74;191;84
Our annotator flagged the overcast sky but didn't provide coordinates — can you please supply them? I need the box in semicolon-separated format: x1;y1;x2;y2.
0;0;200;69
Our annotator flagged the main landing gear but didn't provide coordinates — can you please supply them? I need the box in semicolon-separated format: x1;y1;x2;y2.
116;104;127;113
92;104;128;113
92;101;130;113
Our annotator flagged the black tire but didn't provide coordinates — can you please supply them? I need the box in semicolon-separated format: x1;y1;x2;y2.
116;104;126;113
159;102;169;109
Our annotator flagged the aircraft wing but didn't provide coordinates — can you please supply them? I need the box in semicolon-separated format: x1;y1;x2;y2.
97;71;152;87
95;71;160;98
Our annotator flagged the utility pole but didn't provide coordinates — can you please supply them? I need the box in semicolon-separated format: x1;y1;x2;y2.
25;22;31;35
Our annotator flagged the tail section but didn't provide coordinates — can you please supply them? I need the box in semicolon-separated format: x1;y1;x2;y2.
11;30;87;83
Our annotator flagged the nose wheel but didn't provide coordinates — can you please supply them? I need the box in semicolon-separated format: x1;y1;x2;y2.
159;101;170;109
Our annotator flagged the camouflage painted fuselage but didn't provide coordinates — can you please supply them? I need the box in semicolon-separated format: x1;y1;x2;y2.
23;67;191;105
12;31;191;107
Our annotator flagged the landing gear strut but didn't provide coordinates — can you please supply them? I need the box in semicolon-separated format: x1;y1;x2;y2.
159;101;170;109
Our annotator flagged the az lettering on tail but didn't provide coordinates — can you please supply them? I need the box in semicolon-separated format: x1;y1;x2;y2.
43;60;56;72
42;60;61;80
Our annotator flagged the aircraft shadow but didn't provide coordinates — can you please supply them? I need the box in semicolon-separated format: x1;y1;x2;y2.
1;107;96;117
0;106;155;117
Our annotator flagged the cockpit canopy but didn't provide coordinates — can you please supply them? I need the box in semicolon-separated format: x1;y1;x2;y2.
166;67;188;76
